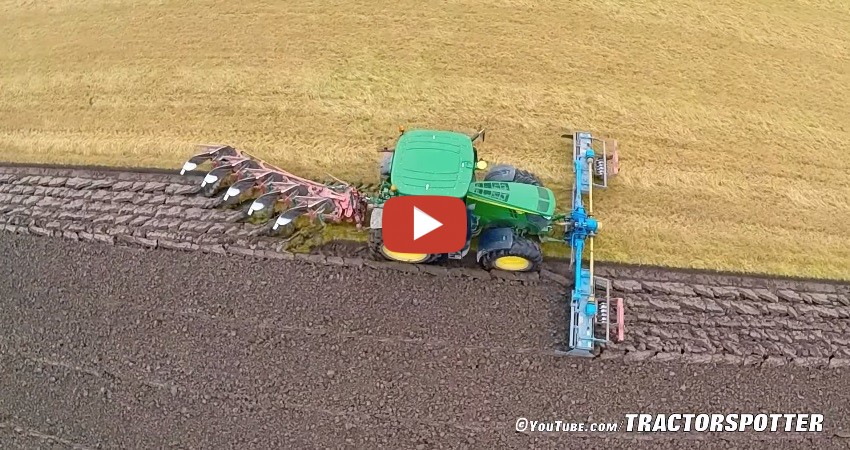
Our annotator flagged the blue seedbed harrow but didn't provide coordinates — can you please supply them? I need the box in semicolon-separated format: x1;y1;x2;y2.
563;131;625;356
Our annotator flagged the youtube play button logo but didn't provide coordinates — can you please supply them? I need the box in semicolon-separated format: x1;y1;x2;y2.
382;196;467;254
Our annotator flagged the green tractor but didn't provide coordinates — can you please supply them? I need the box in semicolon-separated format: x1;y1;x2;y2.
368;127;558;272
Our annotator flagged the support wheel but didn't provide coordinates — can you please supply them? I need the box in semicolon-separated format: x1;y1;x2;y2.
479;235;543;272
483;164;544;187
368;229;443;264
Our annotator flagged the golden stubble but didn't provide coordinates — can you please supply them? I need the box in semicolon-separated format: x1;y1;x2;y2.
1;0;848;279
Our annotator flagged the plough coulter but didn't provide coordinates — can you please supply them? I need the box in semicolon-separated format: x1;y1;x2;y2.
178;128;625;355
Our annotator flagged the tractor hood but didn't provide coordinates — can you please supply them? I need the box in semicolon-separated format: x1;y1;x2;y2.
467;181;556;217
390;130;476;198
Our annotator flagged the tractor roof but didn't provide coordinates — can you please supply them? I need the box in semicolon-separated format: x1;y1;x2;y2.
390;129;475;198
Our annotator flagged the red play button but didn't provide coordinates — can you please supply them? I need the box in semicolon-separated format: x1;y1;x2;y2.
382;196;467;254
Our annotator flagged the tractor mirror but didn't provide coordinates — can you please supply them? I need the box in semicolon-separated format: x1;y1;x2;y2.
470;128;486;143
475;160;488;170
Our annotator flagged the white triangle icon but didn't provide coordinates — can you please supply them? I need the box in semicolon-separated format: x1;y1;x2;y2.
413;206;443;241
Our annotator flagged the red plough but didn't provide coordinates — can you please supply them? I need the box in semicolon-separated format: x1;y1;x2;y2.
180;145;368;233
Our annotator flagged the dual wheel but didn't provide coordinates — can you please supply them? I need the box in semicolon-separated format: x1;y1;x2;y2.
368;228;543;272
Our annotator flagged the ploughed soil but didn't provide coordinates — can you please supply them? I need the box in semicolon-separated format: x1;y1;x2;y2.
1;164;849;448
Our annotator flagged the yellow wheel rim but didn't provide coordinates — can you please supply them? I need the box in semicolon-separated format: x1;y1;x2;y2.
494;255;531;271
381;246;430;263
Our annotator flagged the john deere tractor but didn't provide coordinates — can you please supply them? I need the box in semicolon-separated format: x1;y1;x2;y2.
179;126;624;354
368;127;562;272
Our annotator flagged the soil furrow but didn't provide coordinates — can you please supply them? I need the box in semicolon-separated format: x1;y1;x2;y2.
3;219;850;447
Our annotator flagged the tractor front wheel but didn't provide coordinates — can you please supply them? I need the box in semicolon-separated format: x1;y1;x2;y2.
483;164;544;187
479;235;543;272
368;229;443;264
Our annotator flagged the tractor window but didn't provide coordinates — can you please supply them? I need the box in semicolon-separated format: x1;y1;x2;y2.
537;187;551;212
471;183;510;202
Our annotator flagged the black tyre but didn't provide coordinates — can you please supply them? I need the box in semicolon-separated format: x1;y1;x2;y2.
512;169;543;186
368;229;443;264
483;164;544;187
479;234;543;272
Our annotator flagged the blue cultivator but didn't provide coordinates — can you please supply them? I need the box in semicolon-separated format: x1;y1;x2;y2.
563;131;625;356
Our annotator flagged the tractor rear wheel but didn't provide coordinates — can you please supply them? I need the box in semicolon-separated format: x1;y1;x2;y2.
483;164;544;187
479;235;543;272
368;229;443;264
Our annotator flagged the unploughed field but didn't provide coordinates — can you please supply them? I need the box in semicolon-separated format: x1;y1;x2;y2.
0;0;848;279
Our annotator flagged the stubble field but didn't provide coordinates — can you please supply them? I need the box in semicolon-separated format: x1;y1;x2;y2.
0;0;848;279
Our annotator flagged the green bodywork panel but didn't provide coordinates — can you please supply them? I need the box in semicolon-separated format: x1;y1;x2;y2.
378;128;559;237
390;130;476;198
466;181;557;235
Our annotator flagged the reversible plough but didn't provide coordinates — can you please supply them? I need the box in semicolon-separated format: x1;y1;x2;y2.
179;129;625;356
180;145;368;233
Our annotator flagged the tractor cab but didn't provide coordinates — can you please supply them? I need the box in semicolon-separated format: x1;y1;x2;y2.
389;129;481;198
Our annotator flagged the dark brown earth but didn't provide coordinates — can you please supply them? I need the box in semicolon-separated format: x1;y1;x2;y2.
1;165;850;448
1;234;849;449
